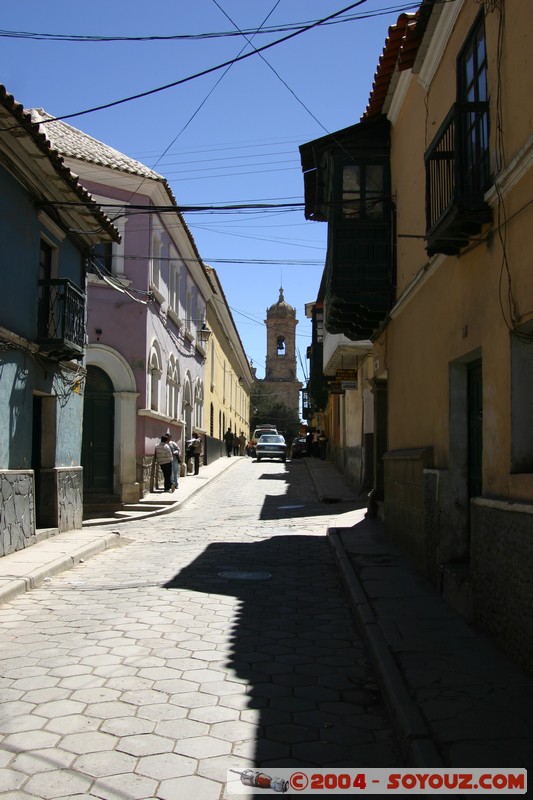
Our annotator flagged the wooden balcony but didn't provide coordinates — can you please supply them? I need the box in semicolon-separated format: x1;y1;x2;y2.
425;102;492;256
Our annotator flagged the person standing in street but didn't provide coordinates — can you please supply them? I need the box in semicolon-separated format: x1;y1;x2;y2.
154;435;173;492
239;431;247;456
224;428;234;457
167;434;181;492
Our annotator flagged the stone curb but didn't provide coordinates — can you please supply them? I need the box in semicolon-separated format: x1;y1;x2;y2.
0;531;121;605
328;527;444;767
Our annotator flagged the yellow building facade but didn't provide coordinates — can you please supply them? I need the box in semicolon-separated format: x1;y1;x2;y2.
203;267;253;451
302;0;533;670
373;0;533;668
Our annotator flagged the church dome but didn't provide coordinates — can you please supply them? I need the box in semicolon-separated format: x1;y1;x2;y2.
267;287;296;318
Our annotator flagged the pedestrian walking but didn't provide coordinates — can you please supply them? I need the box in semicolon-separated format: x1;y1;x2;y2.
312;430;320;458
187;433;202;475
224;427;234;457
318;431;328;461
154;434;173;492
239;431;247;456
167;434;181;491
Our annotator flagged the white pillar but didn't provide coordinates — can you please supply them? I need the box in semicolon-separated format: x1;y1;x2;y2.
114;391;140;503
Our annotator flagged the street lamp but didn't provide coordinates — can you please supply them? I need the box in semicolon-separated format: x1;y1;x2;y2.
198;323;212;344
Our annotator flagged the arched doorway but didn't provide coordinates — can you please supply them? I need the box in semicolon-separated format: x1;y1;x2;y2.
82;366;114;494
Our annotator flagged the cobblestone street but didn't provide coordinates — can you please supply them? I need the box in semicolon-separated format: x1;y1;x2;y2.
0;459;402;799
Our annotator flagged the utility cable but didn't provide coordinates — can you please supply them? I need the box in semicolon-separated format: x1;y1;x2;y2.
7;1;369;126
0;5;420;43
211;0;338;141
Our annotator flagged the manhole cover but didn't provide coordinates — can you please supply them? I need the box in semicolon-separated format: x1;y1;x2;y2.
218;570;272;581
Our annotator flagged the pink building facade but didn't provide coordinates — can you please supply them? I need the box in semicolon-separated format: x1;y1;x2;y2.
32;110;213;503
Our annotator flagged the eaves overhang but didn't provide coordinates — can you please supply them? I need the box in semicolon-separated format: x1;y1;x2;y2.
0;87;120;245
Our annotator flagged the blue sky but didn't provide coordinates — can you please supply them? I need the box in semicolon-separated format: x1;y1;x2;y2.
1;1;415;381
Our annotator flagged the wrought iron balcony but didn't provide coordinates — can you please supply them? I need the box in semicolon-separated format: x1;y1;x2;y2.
425;102;492;256
37;279;86;359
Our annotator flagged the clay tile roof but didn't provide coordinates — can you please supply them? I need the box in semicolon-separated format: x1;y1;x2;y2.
362;0;436;120
29;108;164;180
362;13;413;120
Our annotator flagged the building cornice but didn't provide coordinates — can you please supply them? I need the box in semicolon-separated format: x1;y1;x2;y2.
418;0;465;91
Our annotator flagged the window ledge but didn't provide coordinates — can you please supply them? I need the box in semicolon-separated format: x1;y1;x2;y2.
150;283;165;305
195;342;206;358
184;328;195;343
138;408;172;423
167;308;183;328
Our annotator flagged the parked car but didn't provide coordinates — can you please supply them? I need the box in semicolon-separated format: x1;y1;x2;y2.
291;437;308;458
256;434;288;462
250;425;277;457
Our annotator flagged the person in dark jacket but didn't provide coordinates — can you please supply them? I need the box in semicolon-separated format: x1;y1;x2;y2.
224;428;234;457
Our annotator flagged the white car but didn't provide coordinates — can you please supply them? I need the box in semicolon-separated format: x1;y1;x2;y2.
255;434;288;463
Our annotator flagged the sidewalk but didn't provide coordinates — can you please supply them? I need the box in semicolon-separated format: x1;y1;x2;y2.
314;470;533;769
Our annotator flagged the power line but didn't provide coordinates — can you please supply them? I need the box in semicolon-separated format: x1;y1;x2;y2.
7;1;370;125
0;5;420;44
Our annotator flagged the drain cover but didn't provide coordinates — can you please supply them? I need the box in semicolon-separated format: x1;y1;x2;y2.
218;570;272;581
277;504;305;509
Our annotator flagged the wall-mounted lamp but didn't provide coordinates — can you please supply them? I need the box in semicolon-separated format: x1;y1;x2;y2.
238;376;244;385
198;323;212;344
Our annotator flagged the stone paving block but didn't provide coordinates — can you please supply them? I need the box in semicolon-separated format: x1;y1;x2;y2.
0;714;47;734
84;700;140;719
3;730;60;752
188;705;240;724
116;732;175;756
11;746;74;774
197;753;252;783
209;719;258;743
72;749;137;777
266;723;318;744
154;718;208;739
90;772;158;800
24;768;92;798
34;699;87;719
135;751;197;779
0;768;31;793
10;675;60;692
43;714;101;736
69;687;121;704
135;703;189;722
49;664;92;678
100;716;156;736
167;691;219;708
158;774;223;800
173;735;232;759
60;730;119;754
119;689;168;707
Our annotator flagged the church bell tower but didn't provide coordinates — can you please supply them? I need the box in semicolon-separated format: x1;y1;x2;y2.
263;287;302;413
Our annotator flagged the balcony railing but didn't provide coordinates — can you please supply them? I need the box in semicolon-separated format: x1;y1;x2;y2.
425;102;491;256
37;279;86;358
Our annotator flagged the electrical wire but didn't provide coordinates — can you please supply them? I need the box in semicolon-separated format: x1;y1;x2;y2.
0;5;420;43
211;0;335;141
5;1;370;126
